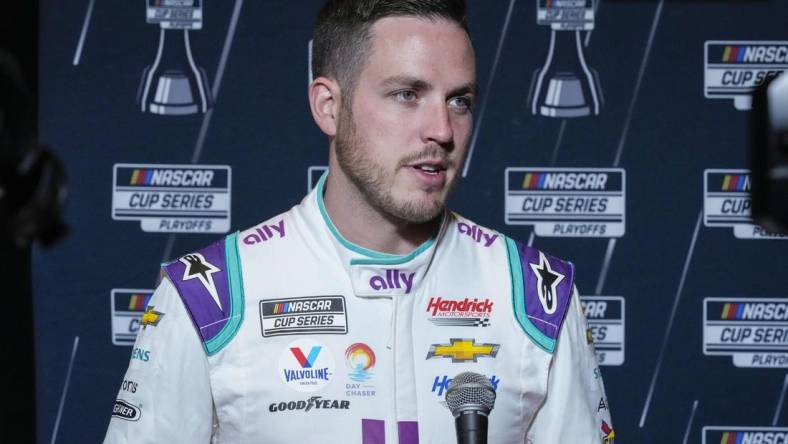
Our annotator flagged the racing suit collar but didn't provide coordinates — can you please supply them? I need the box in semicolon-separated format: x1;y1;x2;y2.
312;169;447;297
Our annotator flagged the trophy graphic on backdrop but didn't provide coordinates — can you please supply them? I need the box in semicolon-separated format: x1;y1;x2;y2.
529;0;602;118
138;0;212;115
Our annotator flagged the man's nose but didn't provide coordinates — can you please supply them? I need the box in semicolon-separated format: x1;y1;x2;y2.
420;101;454;147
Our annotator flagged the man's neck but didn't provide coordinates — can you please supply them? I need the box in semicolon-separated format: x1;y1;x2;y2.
322;167;439;256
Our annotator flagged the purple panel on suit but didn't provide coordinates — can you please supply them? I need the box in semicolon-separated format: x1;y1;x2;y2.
397;421;419;444
163;237;232;343
362;419;385;444
516;241;575;341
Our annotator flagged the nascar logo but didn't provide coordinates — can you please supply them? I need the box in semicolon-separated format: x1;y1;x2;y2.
112;163;231;233
703;169;787;240
505;168;625;237
704;41;788;110
703;298;788;368
703;426;788;444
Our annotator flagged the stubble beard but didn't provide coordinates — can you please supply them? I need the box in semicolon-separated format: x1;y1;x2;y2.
334;105;454;225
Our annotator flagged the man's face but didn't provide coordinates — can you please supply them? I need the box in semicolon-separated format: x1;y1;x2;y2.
334;16;476;223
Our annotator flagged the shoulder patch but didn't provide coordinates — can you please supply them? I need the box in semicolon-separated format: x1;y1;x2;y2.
163;232;245;356
504;237;575;353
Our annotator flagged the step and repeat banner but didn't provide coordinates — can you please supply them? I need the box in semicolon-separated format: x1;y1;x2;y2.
35;1;788;442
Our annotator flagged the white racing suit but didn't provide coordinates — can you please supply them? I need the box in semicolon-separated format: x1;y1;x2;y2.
104;172;614;443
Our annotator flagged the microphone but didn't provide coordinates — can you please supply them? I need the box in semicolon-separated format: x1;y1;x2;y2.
445;372;497;444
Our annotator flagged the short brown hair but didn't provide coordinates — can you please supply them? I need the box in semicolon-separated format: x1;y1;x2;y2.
312;0;468;96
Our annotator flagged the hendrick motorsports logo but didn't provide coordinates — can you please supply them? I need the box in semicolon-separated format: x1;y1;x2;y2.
703;169;787;239
705;41;788;110
703;426;788;444
111;289;154;346
112;164;231;233
580;296;625;366
260;296;348;337
426;297;493;327
703;298;788;368
505;168;625;237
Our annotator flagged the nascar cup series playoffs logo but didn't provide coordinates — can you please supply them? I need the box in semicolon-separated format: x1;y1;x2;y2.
279;338;335;392
703;298;788;368
505;168;625;237
705;41;788;111
580;296;625;366
112;164;231;233
110;289;154;346
703;169;787;239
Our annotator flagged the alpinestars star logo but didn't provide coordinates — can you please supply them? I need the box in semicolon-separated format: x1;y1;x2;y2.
529;252;564;315
180;253;222;310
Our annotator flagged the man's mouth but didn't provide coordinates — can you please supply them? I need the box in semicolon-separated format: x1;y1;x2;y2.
411;163;447;176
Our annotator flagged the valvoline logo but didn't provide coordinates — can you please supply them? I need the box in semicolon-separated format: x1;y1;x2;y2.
279;338;335;393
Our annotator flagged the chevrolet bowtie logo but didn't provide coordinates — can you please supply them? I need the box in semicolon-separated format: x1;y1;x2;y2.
140;306;164;329
426;338;500;363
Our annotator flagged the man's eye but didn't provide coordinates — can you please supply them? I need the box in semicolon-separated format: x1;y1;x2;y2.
449;96;472;111
394;90;417;102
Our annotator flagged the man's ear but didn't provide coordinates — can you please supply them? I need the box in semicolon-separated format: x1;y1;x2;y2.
309;76;343;137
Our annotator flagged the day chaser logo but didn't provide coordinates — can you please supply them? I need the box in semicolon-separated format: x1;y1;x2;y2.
703;169;787;239
702;427;788;444
180;253;222;310
112;164;231;233
279;338;335;393
703;298;788;368
505;168;625;237
704;41;788;110
110;289;154;346
345;343;377;397
580;296;625;366
426;297;493;327
530;252;565;315
426;339;500;363
260;296;348;337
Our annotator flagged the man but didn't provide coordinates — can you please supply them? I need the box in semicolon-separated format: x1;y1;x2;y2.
104;1;613;442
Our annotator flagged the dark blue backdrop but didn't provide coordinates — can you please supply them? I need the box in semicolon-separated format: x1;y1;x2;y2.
35;0;788;442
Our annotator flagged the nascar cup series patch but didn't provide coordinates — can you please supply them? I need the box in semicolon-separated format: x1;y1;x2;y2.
505;168;625;237
703;298;788;368
580;296;625;366
703;169;788;239
704;41;788;111
259;296;348;337
112;163;231;233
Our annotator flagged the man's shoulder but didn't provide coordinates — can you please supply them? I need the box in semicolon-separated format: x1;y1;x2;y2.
449;212;577;353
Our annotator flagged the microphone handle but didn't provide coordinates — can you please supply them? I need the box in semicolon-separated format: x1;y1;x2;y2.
455;411;488;444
